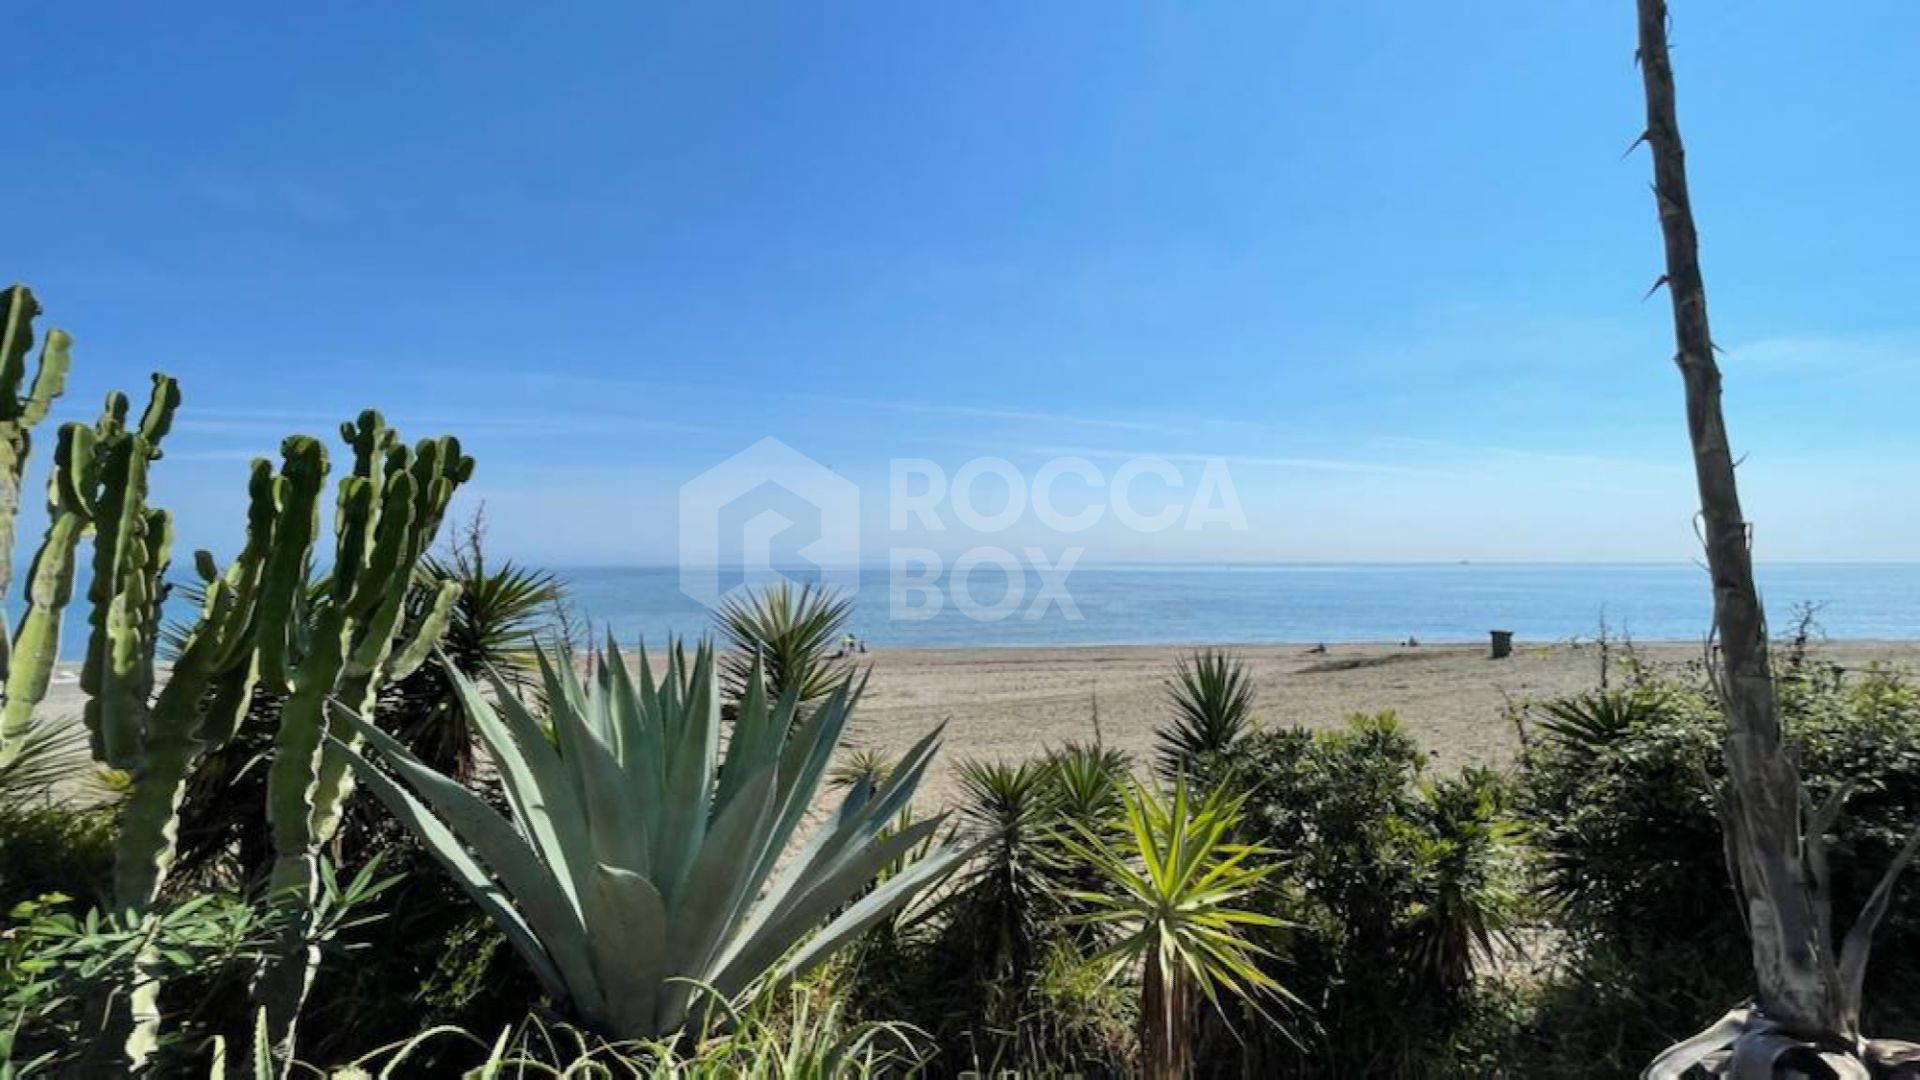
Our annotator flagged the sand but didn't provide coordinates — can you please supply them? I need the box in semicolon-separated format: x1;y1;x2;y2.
30;640;1920;810
843;640;1920;806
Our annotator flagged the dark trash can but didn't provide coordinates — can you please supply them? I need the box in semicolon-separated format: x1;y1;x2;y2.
1489;630;1514;660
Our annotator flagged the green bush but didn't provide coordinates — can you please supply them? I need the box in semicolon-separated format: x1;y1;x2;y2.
1191;714;1523;1079
842;744;1136;1077
0;803;115;912
1509;656;1920;1075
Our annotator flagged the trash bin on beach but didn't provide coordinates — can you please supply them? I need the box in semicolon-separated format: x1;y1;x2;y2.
1489;630;1514;659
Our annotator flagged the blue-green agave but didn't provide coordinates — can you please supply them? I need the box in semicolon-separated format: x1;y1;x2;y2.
333;638;960;1040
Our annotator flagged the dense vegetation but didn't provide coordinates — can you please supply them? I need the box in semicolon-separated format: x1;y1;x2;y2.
4;281;1920;1078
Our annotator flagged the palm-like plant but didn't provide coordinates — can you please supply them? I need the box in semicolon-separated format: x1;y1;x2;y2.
0;711;93;813
381;547;562;783
713;582;854;707
1061;779;1287;1080
1044;742;1130;828
1400;768;1522;1000
943;760;1063;994
334;638;961;1041
1155;649;1257;780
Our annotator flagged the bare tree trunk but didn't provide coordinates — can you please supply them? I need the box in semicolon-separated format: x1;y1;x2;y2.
1140;957;1194;1080
1634;0;1843;1040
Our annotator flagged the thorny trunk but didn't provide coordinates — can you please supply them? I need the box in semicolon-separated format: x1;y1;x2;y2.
1634;0;1844;1039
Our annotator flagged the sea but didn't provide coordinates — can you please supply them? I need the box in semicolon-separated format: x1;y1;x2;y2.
18;563;1920;660
559;563;1920;650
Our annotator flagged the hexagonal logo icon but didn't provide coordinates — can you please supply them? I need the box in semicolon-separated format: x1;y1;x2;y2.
678;437;861;607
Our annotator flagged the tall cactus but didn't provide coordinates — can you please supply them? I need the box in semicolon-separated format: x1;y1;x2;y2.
251;411;471;1059
78;377;180;772
0;284;73;764
40;375;277;1070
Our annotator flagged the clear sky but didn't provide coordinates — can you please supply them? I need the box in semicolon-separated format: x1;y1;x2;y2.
9;2;1920;566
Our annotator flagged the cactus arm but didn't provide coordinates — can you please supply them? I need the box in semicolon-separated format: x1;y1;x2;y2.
78;403;149;767
0;285;40;410
387;580;460;682
0;288;70;721
20;327;70;425
0;513;86;750
255;438;326;693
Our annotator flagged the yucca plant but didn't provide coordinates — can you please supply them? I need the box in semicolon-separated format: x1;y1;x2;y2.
1044;742;1131;829
713;583;855;708
1061;779;1288;1080
383;542;563;784
942;760;1063;997
1155;649;1258;781
334;637;961;1042
1399;767;1522;1001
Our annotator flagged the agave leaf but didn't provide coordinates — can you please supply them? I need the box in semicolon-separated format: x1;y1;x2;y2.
546;672;650;880
585;864;668;1040
650;647;720;908
325;714;603;1016
471;661;592;905
713;651;782;815
743;719;940;941
656;760;782;1031
716;815;953;993
787;722;946;892
329;732;573;1006
770;836;966;985
601;639;666;838
1838;822;1920;1014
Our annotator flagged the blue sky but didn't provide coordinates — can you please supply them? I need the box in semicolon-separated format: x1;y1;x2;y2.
9;2;1920;566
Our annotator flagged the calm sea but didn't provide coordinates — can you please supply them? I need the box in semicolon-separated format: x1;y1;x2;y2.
561;563;1920;649
19;564;1919;659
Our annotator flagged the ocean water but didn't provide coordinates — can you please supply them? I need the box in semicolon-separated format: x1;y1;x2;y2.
561;563;1920;649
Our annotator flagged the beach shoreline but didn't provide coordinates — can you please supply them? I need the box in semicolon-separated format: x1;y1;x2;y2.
840;639;1920;805
31;639;1920;809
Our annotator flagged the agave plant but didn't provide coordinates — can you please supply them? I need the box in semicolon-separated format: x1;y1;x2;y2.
334;638;961;1041
1155;649;1258;780
713;582;855;707
1061;779;1288;1080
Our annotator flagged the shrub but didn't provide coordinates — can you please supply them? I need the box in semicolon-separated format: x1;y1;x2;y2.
1512;658;1920;1074
842;743;1136;1077
1192;714;1524;1078
0;803;115;912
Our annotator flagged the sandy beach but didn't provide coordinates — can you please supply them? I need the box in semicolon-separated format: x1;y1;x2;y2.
29;639;1920;809
845;639;1920;806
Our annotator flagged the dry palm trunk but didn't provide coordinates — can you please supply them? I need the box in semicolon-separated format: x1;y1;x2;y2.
1634;0;1837;1035
1635;1;1920;1075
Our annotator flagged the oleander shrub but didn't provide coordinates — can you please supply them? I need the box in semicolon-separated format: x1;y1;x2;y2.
1189;714;1523;1079
1510;655;1920;1076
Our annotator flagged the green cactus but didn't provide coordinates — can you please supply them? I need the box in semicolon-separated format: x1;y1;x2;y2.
251;412;472;1059
78;378;180;771
0;370;271;1069
0;284;73;764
